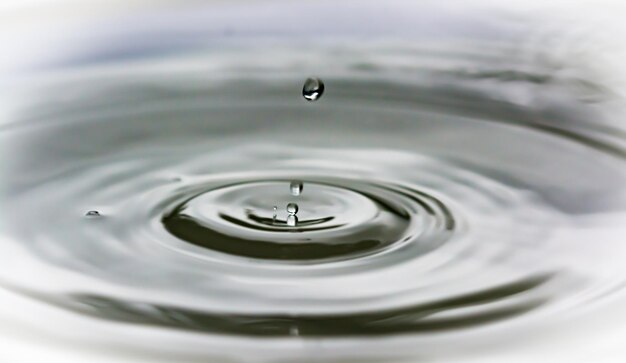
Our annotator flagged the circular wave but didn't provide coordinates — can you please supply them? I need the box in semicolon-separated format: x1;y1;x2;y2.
1;46;626;357
160;177;453;261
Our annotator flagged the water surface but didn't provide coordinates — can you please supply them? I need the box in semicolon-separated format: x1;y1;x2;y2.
1;5;626;362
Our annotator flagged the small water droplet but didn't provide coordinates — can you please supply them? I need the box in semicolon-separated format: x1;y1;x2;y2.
290;325;299;336
286;203;299;215
302;77;325;101
290;181;303;196
272;206;278;224
286;214;298;227
85;210;101;217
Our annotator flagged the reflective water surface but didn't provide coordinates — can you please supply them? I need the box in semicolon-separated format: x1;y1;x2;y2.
1;1;626;362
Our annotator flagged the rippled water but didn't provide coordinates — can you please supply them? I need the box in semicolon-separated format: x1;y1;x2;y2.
2;23;626;362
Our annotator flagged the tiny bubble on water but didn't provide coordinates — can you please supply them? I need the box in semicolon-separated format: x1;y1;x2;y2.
85;210;101;217
286;203;299;215
287;214;298;227
290;181;303;196
302;77;325;101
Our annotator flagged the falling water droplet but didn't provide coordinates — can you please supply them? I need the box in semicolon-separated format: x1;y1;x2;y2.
85;210;101;217
290;181;303;196
286;203;299;215
302;77;325;101
286;214;298;227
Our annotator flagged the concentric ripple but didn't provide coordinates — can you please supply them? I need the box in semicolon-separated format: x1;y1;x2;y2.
161;177;453;261
1;44;626;363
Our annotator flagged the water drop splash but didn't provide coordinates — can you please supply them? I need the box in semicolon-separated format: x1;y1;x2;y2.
285;181;303;227
85;210;101;217
286;214;298;227
290;181;303;196
302;77;325;101
286;202;299;227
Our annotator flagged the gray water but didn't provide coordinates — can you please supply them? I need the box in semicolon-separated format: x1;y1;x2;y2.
1;25;626;363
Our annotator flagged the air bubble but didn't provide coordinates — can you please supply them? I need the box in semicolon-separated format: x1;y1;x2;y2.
302;77;325;101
